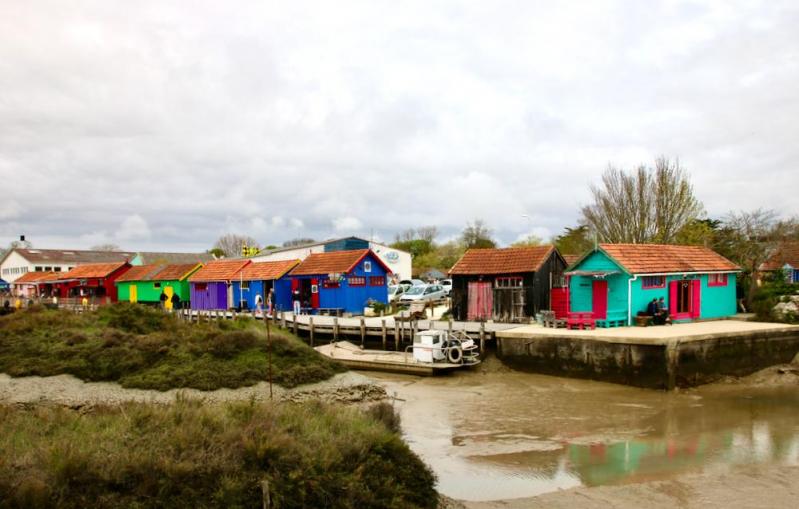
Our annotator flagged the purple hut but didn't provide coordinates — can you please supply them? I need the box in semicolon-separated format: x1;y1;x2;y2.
188;259;251;310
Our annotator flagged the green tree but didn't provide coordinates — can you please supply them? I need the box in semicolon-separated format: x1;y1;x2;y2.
511;234;543;247
461;220;496;249
553;225;593;255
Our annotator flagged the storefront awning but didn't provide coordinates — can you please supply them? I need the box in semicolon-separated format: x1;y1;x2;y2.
564;270;621;277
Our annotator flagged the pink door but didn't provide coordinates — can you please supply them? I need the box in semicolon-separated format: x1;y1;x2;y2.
592;280;608;319
467;281;493;321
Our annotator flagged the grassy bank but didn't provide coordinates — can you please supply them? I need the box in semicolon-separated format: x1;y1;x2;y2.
0;399;437;509
0;304;345;390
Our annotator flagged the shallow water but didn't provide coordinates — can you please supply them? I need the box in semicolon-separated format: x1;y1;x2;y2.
370;367;799;501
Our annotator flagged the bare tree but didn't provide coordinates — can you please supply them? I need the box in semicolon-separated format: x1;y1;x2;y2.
213;234;260;258
394;226;438;244
461;220;496;249
282;237;316;248
511;234;543;247
91;243;122;252
581;157;703;243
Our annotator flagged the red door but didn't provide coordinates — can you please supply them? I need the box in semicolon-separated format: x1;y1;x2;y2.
467;281;493;321
690;279;701;318
310;278;320;308
551;287;569;319
592;280;608;319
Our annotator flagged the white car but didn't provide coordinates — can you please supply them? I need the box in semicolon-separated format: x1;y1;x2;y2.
399;284;447;303
388;285;405;302
398;279;425;291
440;279;452;296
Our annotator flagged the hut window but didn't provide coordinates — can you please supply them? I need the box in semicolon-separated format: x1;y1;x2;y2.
369;276;386;286
241;281;250;290
54;267;62;272
363;261;372;273
323;280;340;289
195;283;207;291
44;266;52;271
495;277;523;288
642;276;665;289
349;276;366;286
35;266;43;272
708;274;728;287
154;282;161;288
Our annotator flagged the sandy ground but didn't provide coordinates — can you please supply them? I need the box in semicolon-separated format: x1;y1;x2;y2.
0;371;387;408
448;464;799;509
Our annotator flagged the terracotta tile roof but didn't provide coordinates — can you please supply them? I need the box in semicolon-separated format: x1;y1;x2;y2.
237;260;299;281
761;241;799;271
599;244;739;274
13;271;60;284
189;259;250;282
562;254;581;267
3;248;133;264
449;246;555;275
116;264;163;283
60;262;130;280
290;249;374;276
151;263;203;281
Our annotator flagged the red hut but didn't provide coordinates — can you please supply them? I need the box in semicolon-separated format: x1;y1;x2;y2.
53;262;132;304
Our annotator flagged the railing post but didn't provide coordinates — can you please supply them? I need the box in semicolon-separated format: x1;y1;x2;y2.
360;317;366;348
309;316;314;347
381;319;387;350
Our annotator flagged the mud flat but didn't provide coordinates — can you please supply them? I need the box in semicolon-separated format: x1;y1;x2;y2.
0;371;386;408
495;320;799;389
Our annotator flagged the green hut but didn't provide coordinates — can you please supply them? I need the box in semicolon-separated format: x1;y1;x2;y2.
116;263;202;309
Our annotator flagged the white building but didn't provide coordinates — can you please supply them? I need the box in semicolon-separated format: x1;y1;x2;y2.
0;248;134;283
251;237;412;280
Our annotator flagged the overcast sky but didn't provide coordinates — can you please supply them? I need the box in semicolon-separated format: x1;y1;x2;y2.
1;0;797;252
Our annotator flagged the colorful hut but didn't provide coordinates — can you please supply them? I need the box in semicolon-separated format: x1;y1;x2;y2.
288;249;391;314
448;246;568;322
188;259;251;310
53;262;132;303
566;244;740;326
116;263;202;309
11;271;60;298
230;260;300;311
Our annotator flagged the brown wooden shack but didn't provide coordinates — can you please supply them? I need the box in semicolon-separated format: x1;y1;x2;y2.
448;245;567;322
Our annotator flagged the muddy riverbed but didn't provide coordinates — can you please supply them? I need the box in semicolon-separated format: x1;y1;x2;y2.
370;358;799;502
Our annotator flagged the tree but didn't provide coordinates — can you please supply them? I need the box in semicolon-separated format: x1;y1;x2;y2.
282;238;316;248
213;234;260;258
511;234;543;247
553;225;594;255
581;157;704;244
91;243;122;252
207;247;226;258
713;209;790;306
674;218;721;246
461;220;496;249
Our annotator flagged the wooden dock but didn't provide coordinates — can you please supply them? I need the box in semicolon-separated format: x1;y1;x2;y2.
314;341;478;376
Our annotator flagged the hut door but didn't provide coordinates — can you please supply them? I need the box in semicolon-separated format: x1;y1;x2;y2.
129;285;137;303
550;287;569;319
467;281;493;321
670;280;698;319
310;278;320;308
591;280;607;319
164;286;174;310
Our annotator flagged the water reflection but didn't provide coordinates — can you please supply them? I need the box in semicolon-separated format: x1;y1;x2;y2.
373;370;799;501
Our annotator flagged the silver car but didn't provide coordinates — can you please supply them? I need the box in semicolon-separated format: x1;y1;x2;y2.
399;284;447;303
388;285;405;302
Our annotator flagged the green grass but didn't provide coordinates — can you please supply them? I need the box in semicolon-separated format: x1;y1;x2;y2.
0;400;437;509
0;304;346;390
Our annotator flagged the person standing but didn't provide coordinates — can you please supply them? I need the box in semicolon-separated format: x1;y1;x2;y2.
170;292;181;312
255;293;263;313
159;290;168;310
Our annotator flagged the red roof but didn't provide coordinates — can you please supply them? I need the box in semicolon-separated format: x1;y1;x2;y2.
189;259;250;282
562;254;581;267
599;244;739;274
151;263;203;281
290;249;390;276
115;264;163;283
237;260;299;281
761;241;799;271
13;271;60;284
449;246;556;275
59;262;130;280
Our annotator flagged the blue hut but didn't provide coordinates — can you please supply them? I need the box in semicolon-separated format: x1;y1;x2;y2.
230;260;300;311
288;249;391;314
566;244;740;326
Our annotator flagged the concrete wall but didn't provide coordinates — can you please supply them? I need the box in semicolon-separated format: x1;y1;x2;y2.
497;327;799;390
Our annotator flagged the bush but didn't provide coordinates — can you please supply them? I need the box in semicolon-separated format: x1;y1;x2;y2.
0;401;438;509
0;304;345;391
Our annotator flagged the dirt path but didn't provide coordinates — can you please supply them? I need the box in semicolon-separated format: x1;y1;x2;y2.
452;464;799;509
0;371;386;408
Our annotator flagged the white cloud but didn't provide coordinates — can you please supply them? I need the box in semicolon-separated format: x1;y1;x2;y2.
115;214;151;241
332;216;363;232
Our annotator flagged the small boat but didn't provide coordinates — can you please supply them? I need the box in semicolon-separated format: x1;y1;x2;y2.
314;330;481;376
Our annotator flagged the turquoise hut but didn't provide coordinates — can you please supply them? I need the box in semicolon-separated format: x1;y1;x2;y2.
565;244;740;326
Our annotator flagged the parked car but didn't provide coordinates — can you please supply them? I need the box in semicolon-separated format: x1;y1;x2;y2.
388;285;405;302
398;278;425;291
399;284;447;303
440;279;452;296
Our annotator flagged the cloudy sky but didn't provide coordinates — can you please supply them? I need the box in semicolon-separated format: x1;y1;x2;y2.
1;0;797;251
